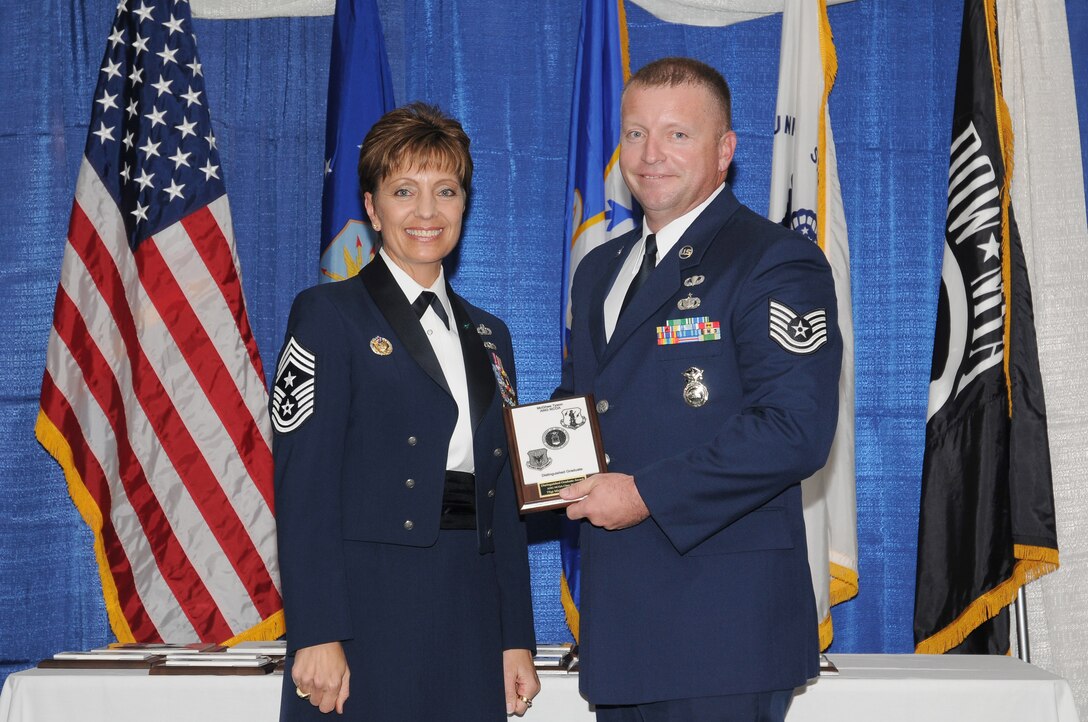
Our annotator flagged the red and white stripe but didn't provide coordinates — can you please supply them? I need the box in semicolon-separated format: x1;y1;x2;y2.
39;157;281;643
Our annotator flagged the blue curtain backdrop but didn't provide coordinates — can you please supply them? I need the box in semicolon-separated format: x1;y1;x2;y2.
1;0;1085;685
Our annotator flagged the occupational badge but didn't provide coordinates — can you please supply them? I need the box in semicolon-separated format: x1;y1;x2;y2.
542;427;569;450
682;366;709;408
477;323;493;336
683;275;705;287
483;341;497;350
678;245;694;259
768;299;828;355
271;337;316;432
677;293;701;311
526;448;552;470
369;336;392;356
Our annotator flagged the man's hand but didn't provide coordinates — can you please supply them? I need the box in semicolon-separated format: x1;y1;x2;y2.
503;648;540;716
292;641;350;714
560;472;649;530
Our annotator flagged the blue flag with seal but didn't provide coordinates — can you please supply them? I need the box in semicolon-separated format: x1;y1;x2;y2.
559;0;634;641
319;0;395;282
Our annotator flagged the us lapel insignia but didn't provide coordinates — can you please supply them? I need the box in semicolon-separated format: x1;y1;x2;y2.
477;323;493;336
682;366;709;408
678;245;694;260
677;293;701;311
768;299;828;355
489;351;518;406
369;336;393;356
683;274;705;287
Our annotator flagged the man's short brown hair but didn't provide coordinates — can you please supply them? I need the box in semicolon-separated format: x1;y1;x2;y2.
626;57;733;132
357;102;473;198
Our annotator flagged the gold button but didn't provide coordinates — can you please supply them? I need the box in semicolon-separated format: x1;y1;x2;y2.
596;399;609;413
404;520;414;530
408;436;417;446
492;448;503;457
487;489;495;498
405;478;415;489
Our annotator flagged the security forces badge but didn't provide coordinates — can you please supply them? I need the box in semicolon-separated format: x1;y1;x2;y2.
271;337;316;433
768;299;828;355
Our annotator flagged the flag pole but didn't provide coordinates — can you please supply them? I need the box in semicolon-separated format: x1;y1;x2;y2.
1014;588;1031;663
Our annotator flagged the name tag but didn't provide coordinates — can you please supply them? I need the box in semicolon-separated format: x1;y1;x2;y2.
656;316;722;345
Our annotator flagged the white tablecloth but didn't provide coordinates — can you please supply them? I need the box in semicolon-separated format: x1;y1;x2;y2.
0;654;1079;721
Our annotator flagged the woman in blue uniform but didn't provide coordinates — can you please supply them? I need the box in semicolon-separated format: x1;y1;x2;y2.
272;103;538;720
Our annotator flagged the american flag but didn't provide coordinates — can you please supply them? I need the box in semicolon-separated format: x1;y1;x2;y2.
35;0;282;644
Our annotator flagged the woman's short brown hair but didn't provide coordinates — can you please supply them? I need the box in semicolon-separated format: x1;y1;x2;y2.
357;102;473;198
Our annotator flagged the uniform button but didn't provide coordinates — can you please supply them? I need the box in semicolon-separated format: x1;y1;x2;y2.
404;520;414;530
486;528;493;538
487;489;495;498
405;478;415;489
604;453;611;465
408;436;417;446
492;448;503;458
426;329;433;336
596;399;609;414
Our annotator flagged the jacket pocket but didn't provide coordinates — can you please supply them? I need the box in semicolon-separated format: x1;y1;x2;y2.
684;508;793;556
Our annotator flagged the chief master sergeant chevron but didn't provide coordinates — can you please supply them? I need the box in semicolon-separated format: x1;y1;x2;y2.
556;57;841;722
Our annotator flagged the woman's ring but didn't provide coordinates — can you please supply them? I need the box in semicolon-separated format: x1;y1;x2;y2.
518;694;533;708
296;686;311;700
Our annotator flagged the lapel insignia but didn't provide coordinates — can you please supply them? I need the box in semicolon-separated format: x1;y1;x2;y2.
768;299;828;355
483;341;497;350
271;337;316;433
683;274;705;287
682;366;709;408
477;323;492;336
369;336;393;356
489;351;518;406
678;245;694;260
677;293;701;311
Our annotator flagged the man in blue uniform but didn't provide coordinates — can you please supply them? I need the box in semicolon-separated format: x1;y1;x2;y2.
557;57;842;722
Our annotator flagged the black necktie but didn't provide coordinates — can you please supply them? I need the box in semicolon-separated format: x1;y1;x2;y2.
618;233;657;319
412;290;450;330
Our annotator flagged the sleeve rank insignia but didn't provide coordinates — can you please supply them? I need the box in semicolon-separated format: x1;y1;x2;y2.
768;299;828;355
272;336;316;433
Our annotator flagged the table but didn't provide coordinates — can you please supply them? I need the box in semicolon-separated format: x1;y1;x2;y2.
0;654;1079;721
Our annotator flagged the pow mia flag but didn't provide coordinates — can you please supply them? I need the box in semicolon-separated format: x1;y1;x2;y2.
914;0;1058;656
272;337;316;433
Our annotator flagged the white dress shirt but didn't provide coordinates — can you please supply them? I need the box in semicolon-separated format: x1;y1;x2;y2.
603;183;726;342
380;249;474;473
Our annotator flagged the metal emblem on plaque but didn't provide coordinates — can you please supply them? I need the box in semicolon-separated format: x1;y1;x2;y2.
369;336;393;356
677;293;701;311
526;448;552;470
542;427;570;450
682;367;709;408
560;408;587;430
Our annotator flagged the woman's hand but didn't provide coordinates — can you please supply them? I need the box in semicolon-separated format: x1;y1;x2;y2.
503;648;540;716
292;641;350;714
